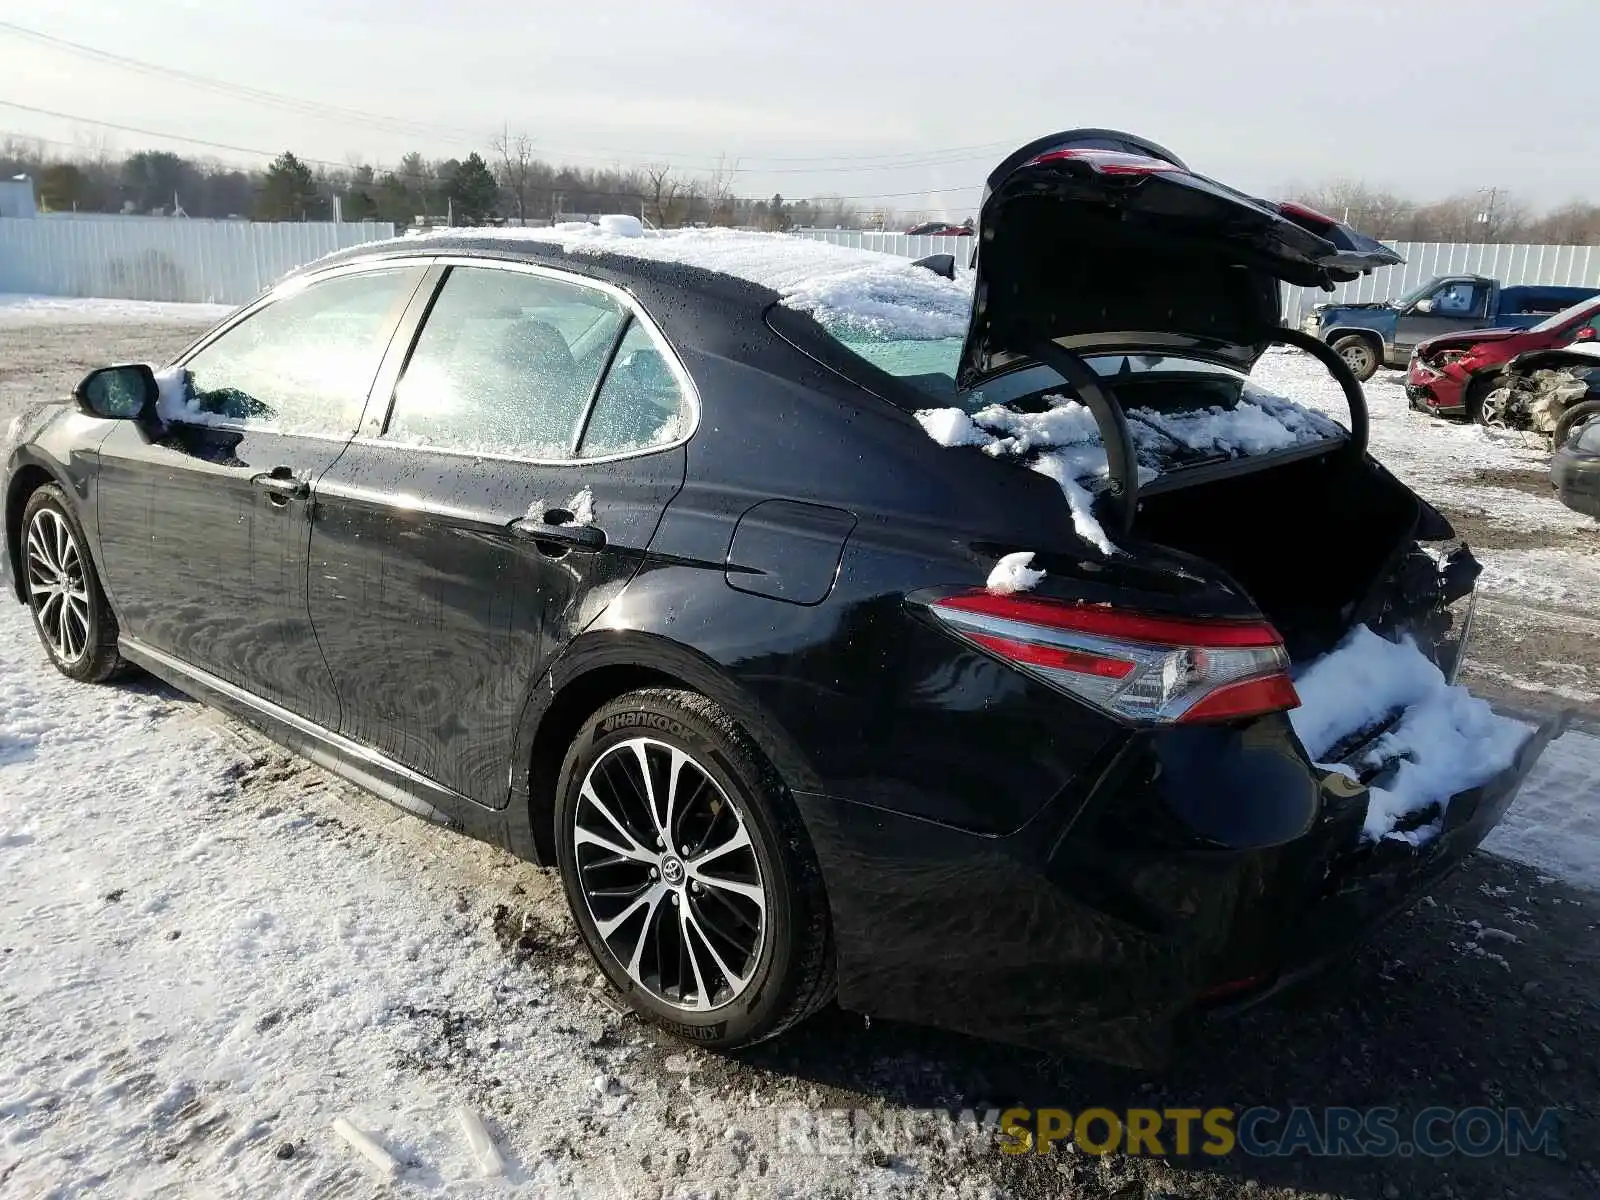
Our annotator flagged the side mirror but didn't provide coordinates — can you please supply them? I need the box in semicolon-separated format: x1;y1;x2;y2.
75;364;158;420
1573;326;1597;343
1413;298;1435;314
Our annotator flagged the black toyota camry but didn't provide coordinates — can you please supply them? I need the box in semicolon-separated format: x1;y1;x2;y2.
1;131;1562;1067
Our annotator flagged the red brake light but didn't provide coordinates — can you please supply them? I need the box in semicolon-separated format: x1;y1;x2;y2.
1023;148;1179;176
1278;200;1339;228
927;590;1299;725
1177;674;1302;724
965;631;1135;680
934;591;1284;648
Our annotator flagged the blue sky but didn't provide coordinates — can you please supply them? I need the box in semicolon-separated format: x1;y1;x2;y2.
2;0;1593;218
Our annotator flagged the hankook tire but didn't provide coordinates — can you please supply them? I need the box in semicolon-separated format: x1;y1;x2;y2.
554;688;835;1047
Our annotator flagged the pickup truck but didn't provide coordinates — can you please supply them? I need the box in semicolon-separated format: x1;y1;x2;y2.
1301;274;1599;381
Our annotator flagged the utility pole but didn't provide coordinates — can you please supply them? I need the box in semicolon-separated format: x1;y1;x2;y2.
1475;186;1502;241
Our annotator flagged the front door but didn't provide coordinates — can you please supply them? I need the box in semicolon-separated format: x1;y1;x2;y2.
1394;279;1490;356
308;261;690;806
95;264;426;729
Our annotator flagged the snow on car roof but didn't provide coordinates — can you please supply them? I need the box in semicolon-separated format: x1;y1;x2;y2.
412;220;972;341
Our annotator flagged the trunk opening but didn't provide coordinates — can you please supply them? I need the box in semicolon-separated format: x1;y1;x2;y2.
1131;452;1427;664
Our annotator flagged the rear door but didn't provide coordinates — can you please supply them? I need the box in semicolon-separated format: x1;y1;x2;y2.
308;260;690;807
95;263;425;728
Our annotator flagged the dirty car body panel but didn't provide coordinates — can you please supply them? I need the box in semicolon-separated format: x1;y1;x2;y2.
0;130;1559;1068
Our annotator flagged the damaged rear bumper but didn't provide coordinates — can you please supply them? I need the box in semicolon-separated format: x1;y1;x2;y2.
794;701;1564;1071
1205;708;1567;1019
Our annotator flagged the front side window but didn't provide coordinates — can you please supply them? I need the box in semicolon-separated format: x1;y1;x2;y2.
181;268;415;436
1431;282;1481;317
578;320;692;457
384;266;625;457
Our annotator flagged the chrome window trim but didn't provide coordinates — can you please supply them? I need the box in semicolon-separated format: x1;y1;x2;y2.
361;255;701;467
168;258;435;439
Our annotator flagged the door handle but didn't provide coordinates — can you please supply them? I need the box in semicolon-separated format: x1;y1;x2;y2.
251;467;310;504
509;512;607;552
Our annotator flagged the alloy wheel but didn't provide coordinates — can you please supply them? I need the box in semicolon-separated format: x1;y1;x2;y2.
1480;387;1513;430
1339;343;1374;376
25;508;90;664
572;737;767;1012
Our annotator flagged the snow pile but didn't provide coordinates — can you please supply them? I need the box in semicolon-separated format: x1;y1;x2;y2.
986;551;1045;594
915;382;1342;556
567;485;595;526
414;226;972;341
1290;625;1532;843
1137;386;1343;457
0;294;234;325
153;364;192;423
521;487;595;526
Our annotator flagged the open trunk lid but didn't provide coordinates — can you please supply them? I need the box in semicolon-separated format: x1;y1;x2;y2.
951;130;1402;537
959;129;1403;388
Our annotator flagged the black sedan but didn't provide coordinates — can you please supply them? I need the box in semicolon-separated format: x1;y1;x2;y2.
0;131;1559;1067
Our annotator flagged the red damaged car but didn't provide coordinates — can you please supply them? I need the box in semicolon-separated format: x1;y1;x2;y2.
1407;295;1600;422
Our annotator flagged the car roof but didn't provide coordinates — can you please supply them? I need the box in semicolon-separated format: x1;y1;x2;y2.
299;225;974;346
298;232;780;312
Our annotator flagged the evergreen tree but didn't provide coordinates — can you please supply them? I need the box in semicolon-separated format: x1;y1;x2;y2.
448;152;499;224
123;151;193;214
38;163;90;211
374;171;420;226
257;151;318;220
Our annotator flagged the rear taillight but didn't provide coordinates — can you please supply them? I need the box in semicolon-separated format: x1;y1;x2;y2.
927;591;1299;725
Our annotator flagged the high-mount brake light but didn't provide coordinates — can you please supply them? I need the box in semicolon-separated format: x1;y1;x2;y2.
1277;200;1340;227
927;590;1300;724
1023;148;1179;176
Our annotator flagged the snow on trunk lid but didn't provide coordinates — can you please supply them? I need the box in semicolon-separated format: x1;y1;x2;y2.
915;379;1344;554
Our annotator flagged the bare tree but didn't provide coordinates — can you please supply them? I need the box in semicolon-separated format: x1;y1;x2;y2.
644;164;681;228
704;154;739;226
493;126;537;223
1289;179;1412;238
815;193;861;230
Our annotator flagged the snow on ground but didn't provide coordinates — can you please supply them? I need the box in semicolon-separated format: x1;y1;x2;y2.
1485;729;1600;889
0;295;236;326
0;603;960;1199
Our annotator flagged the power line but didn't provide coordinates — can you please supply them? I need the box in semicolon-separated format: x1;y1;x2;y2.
0;100;396;174
0;19;478;144
0;18;1018;175
0;104;985;207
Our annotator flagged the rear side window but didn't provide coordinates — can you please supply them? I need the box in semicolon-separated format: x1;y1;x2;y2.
578;320;692;457
181;267;416;436
385;266;626;457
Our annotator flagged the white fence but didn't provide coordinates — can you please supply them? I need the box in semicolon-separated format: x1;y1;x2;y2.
793;229;1600;326
0;216;396;305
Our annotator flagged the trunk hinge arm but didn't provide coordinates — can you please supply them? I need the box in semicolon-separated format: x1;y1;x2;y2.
1271;327;1370;460
1029;340;1139;537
